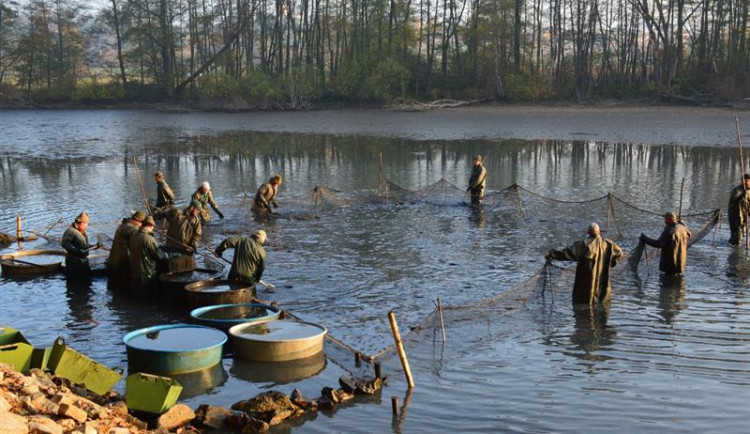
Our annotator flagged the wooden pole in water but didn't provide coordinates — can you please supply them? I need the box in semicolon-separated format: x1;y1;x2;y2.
437;298;447;342
388;311;415;388
678;177;685;221
735;116;749;251
132;157;152;215
391;396;399;416
16;215;22;249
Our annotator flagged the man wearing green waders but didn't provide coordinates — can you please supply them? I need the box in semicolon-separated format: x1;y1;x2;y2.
546;223;623;305
129;216;168;297
215;230;267;292
467;155;487;204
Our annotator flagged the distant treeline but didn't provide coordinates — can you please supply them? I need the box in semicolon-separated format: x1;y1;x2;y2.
0;0;748;106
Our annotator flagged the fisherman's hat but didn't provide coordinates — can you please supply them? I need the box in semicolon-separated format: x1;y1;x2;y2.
253;229;267;244
664;212;677;220
142;216;156;227
75;212;90;224
131;211;146;222
201;181;211;190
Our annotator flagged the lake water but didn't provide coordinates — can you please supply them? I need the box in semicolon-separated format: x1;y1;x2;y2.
0;109;748;433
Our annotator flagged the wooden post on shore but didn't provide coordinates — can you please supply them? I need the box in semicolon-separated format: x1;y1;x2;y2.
388;311;415;388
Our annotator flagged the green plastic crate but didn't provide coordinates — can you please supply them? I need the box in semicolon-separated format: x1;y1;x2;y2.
0;326;33;373
0;342;33;373
126;373;183;414
47;337;122;395
31;346;52;370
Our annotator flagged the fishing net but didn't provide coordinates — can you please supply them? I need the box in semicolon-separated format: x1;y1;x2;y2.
242;174;722;382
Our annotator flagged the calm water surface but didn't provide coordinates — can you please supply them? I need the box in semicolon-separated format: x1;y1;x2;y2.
0;110;748;433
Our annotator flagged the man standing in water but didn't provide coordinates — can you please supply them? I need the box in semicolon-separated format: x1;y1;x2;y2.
61;212;95;278
640;212;692;275
106;210;146;284
466;155;487;204
129;216;168;297
154;200;202;254
153;171;175;212
546;223;623;305
727;173;750;246
215;229;267;289
192;181;224;223
253;174;283;215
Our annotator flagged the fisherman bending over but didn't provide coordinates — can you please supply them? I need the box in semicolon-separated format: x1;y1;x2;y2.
61;212;98;278
192;181;224;223
727;173;750;246
153;171;175;212
153;201;202;254
546;223;623;305
640;212;692;275
129;216;168;297
466;155;487;204
106;210;146;283
253;174;283;214
215;229;267;289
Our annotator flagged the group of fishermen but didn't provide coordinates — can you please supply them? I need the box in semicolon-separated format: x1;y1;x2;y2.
60;171;284;297
471;155;749;306
57;156;749;305
543;174;750;306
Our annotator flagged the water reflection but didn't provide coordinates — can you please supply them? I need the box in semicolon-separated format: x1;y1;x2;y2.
570;302;616;360
726;249;750;286
657;274;687;324
65;278;98;329
170;362;228;398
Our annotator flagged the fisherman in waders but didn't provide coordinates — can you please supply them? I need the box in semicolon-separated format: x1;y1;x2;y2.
129;216;168;297
192;181;224;224
61;212;97;278
153;200;202;254
215;229;267;293
640;212;692;275
546;223;623;305
727;173;750;246
106;210;146;288
153;171;175;212
252;174;283;216
466;155;487;204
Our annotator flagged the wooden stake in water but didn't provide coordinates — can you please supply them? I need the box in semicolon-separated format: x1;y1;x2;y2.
735;116;749;251
16;215;22;249
132;157;151;215
388;311;415;388
678;177;685;221
437;298;447;342
391;396;399;416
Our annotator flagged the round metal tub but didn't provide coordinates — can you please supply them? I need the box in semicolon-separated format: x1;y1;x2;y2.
158;268;222;301
190;303;281;331
184;280;257;309
123;324;226;375
229;320;327;362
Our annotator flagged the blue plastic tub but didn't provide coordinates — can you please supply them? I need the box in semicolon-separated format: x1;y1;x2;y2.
123;324;226;375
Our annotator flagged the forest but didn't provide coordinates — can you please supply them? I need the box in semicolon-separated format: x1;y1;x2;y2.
0;0;748;106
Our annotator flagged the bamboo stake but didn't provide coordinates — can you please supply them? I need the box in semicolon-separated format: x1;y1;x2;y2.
678;177;685;221
735;116;749;252
132;157;152;216
437;298;446;342
388;311;415;388
16;215;22;249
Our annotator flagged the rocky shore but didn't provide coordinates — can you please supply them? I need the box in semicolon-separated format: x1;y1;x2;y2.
0;363;382;433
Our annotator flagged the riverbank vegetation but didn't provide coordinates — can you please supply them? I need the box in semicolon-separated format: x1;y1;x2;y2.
0;0;748;108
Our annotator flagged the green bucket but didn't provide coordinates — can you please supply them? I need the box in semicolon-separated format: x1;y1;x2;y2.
48;337;123;395
126;373;183;414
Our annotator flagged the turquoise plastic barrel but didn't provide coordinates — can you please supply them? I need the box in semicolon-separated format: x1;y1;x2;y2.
123;324;226;375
